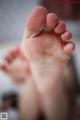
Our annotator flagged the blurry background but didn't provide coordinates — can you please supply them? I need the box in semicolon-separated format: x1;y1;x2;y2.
0;0;80;119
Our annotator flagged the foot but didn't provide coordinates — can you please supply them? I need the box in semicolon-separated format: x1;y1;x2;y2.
0;47;41;120
0;46;30;84
22;6;75;94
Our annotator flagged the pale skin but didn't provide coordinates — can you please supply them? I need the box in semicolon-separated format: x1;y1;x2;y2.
0;47;40;120
0;47;30;84
0;50;78;120
22;5;75;120
0;5;76;120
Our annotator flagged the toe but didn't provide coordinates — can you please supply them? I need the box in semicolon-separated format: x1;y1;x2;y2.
26;6;47;34
64;42;75;54
54;21;66;34
46;13;59;30
4;47;20;63
4;53;14;63
61;31;72;41
0;64;11;73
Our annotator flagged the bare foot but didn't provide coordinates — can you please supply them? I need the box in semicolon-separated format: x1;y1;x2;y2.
0;46;30;84
22;6;75;120
0;46;40;120
22;5;75;94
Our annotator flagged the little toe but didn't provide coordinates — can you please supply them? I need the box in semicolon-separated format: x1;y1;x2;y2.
54;21;66;34
61;31;72;42
64;42;75;54
46;13;59;30
26;6;47;34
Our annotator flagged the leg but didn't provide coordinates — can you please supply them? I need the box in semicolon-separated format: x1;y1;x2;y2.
19;79;40;120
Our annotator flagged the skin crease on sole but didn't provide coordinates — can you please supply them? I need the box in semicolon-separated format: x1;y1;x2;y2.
22;5;75;120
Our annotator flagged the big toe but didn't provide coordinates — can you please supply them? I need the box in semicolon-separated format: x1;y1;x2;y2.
26;6;47;34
